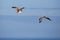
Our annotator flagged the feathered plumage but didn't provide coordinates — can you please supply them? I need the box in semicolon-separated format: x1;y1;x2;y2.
39;16;51;23
12;6;24;13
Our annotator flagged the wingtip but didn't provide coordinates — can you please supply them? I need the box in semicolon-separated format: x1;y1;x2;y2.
12;7;16;8
47;18;51;21
39;20;42;23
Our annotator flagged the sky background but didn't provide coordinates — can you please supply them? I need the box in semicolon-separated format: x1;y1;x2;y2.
0;0;60;39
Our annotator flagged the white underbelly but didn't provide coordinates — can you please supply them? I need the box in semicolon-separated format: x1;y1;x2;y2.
18;11;22;13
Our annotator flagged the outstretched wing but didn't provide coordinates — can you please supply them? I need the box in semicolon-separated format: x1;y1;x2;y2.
46;17;51;21
39;16;51;23
12;7;16;8
21;7;24;9
39;18;43;23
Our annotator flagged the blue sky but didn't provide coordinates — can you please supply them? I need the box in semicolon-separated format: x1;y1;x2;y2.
0;0;60;16
0;0;60;38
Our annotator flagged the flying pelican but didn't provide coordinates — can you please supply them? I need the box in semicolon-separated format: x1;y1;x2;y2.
12;6;24;14
39;16;51;23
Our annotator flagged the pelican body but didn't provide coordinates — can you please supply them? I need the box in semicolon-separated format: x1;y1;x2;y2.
12;7;24;14
39;16;51;23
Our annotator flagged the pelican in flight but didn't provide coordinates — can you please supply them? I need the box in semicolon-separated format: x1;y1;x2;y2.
12;6;24;14
39;16;51;23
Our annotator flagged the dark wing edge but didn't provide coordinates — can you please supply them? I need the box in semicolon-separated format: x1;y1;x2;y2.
21;7;24;9
12;7;16;8
46;17;51;21
39;18;42;23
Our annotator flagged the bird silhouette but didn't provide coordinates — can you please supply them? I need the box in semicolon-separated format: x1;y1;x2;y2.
39;16;51;23
12;6;24;14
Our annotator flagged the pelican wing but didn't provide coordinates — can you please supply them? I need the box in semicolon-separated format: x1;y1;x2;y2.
12;7;16;8
46;17;51;21
39;18;43;23
39;16;51;23
21;7;24;9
